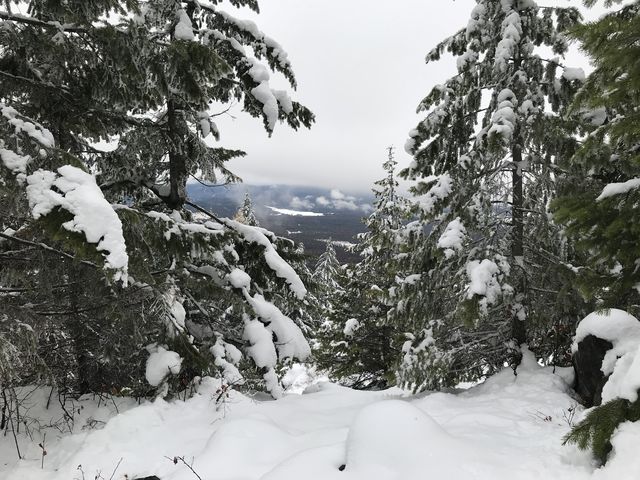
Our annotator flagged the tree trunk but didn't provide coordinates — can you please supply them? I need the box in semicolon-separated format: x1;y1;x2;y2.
166;99;190;210
511;131;527;347
69;284;92;394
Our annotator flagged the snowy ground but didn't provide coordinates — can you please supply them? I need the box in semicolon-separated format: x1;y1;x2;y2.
2;352;638;480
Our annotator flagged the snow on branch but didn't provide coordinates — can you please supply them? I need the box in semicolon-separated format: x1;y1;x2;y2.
224;219;307;299
0;103;55;175
241;289;311;398
215;9;292;71
25;166;129;284
174;9;195;41
417;173;453;214
243;291;311;362
596;178;640;202
465;255;510;315
437;217;467;258
1;104;55;148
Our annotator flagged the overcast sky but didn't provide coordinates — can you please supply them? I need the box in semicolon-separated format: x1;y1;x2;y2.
214;0;601;193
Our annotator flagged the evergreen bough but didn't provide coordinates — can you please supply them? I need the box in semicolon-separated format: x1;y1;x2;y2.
563;396;640;464
552;0;640;310
0;0;315;399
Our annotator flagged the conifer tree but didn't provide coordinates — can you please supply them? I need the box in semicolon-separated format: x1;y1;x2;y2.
0;0;314;398
312;239;342;302
234;192;260;226
315;148;408;388
552;0;640;310
396;0;588;391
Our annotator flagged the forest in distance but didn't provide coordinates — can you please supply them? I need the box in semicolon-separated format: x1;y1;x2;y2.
1;0;640;479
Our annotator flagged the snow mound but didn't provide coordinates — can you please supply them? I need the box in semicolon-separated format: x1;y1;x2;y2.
345;400;454;474
3;360;629;480
593;420;640;479
261;444;345;480
192;417;296;479
573;309;640;353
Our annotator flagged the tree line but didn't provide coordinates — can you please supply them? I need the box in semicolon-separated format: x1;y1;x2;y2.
0;0;638;466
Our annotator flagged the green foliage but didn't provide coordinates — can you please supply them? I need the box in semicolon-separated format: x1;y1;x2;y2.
0;0;315;399
315;149;408;389
551;0;640;309
315;265;399;389
564;396;640;464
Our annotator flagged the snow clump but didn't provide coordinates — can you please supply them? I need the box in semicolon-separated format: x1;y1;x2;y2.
145;346;183;387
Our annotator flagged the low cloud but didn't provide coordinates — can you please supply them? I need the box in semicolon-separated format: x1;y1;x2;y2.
332;199;359;211
330;189;346;200
290;196;314;210
302;190;370;212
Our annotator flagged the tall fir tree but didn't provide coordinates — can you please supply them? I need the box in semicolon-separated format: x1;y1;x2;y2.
316;148;408;388
0;0;314;398
395;0;589;391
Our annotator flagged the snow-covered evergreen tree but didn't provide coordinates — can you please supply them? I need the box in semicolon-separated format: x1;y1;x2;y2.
312;239;342;301
395;0;589;391
234;192;260;226
315;148;409;388
0;0;314;398
360;147;406;269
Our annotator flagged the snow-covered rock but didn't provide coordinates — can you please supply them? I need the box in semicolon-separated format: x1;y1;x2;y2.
573;309;640;404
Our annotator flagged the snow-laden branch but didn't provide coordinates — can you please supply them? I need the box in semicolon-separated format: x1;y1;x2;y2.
26;167;129;284
223;219;307;299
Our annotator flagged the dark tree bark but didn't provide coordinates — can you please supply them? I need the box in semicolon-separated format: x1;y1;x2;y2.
165;100;190;211
511;130;527;348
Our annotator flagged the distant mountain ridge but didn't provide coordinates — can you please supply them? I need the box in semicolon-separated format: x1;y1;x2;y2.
187;183;374;262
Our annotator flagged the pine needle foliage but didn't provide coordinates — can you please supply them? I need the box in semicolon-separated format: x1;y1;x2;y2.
0;0;315;398
551;0;640;309
563;396;640;464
